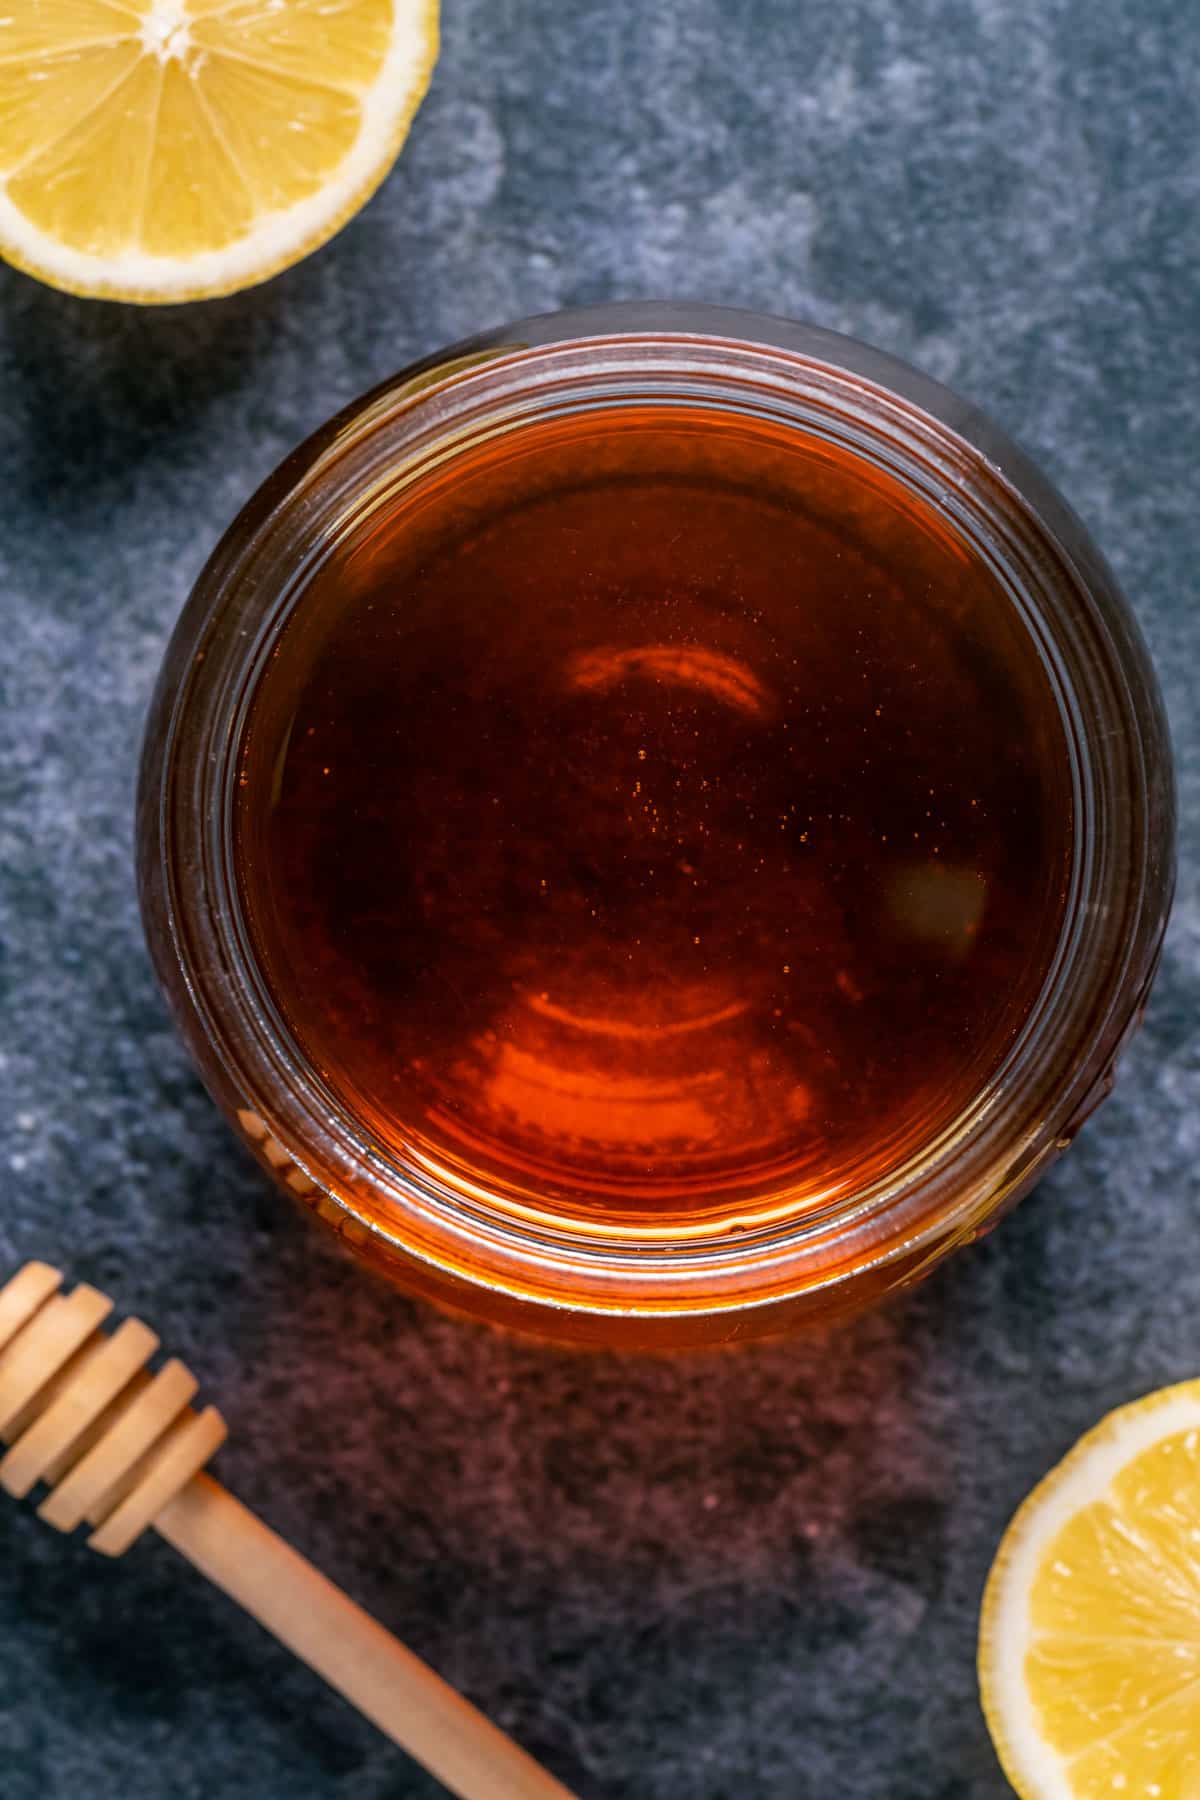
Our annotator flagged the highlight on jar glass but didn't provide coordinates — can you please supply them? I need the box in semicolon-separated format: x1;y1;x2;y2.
137;303;1175;1347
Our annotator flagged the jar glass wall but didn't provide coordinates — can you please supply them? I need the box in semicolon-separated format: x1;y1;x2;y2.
137;304;1175;1347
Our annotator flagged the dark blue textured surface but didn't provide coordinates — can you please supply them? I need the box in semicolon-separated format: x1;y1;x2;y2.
2;1;1198;1795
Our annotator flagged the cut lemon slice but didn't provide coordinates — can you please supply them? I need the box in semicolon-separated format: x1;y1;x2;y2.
0;0;438;302
980;1379;1200;1799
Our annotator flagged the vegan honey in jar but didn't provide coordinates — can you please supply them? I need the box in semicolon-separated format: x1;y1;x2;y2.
234;404;1071;1227
139;309;1173;1342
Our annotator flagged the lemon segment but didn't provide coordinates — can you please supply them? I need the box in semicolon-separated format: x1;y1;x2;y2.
980;1380;1200;1800
0;1;142;60
188;0;395;88
0;0;438;301
0;44;145;172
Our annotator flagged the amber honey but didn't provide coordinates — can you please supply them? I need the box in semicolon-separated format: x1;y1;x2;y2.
233;403;1074;1233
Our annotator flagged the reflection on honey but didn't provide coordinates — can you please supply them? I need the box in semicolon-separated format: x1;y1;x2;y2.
235;405;1073;1230
566;643;774;720
442;973;811;1180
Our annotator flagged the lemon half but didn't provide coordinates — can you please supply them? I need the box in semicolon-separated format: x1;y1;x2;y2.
980;1379;1200;1799
0;0;439;302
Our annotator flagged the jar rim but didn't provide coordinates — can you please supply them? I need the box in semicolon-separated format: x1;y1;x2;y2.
139;304;1175;1329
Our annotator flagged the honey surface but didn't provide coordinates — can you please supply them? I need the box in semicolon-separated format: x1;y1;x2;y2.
236;407;1073;1228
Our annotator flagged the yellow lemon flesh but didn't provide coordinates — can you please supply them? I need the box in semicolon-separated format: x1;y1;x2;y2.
980;1380;1200;1799
0;0;438;301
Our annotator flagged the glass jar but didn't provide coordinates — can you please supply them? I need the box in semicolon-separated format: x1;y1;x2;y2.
137;303;1175;1347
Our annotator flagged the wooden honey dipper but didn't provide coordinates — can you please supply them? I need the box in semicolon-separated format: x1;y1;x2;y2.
0;1262;581;1800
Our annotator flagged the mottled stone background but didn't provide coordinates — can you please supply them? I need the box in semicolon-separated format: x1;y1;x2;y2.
1;0;1198;1795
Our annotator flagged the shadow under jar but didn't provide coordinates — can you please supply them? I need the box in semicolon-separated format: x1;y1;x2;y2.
138;304;1175;1348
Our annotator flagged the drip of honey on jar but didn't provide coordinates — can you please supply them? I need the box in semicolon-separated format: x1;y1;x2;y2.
235;405;1073;1230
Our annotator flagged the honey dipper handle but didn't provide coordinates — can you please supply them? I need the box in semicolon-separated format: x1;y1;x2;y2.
155;1474;581;1800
